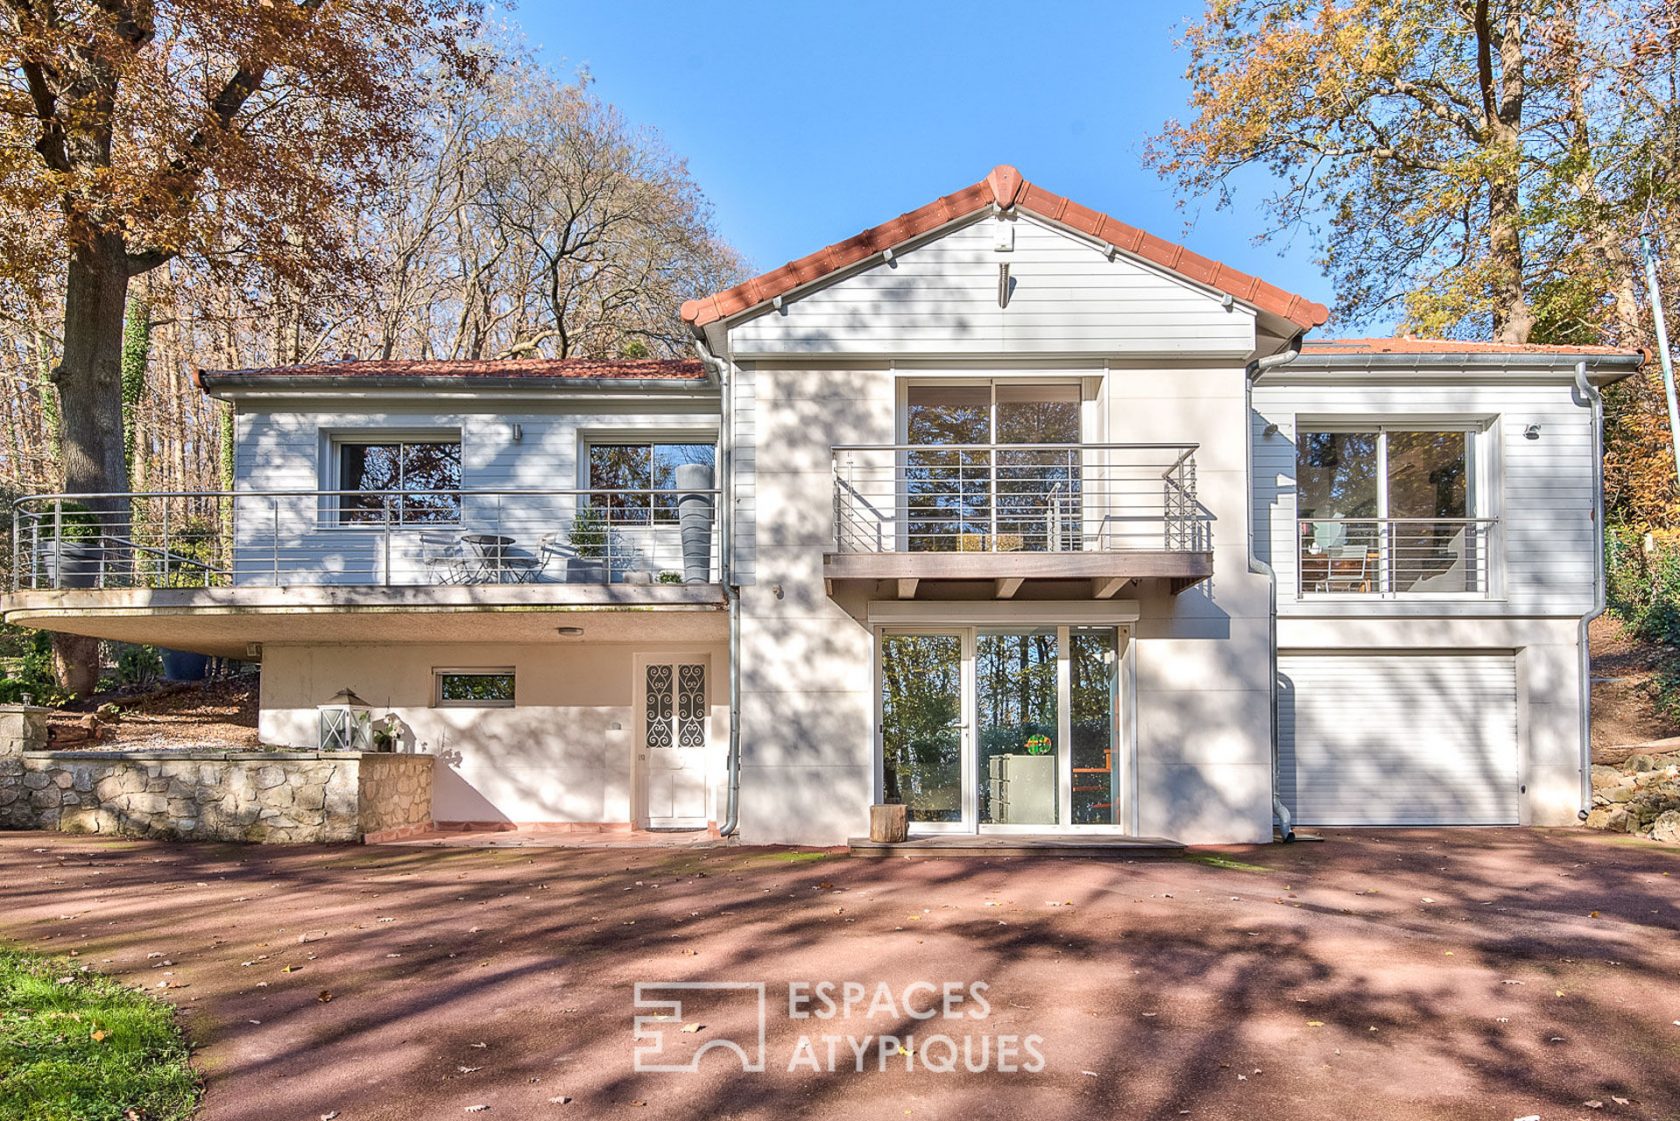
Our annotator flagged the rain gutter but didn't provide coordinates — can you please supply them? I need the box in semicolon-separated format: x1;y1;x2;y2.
1247;334;1303;842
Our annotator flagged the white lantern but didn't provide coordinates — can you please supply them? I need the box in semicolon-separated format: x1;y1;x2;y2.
318;688;374;752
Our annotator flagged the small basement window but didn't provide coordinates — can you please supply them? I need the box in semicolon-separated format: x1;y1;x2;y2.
433;668;516;708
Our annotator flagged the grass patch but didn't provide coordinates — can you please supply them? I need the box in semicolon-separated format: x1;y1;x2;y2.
1180;852;1273;873
735;850;835;867
0;948;199;1121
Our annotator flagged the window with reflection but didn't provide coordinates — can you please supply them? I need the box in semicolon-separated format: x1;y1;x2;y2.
1296;427;1480;594
586;440;715;524
338;438;462;525
903;381;1082;552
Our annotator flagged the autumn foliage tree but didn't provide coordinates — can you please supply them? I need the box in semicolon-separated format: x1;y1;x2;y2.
1149;0;1680;522
0;0;480;693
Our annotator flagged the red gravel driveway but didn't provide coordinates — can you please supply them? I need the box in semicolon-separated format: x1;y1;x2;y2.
1;829;1677;1121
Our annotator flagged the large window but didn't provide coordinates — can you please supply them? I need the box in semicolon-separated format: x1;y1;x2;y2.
585;439;715;524
1296;426;1484;594
337;437;462;525
902;381;1083;552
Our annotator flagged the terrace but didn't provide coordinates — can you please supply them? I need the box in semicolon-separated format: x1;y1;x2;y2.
825;442;1212;599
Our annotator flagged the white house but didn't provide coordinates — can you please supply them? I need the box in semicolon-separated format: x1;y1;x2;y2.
3;166;1641;845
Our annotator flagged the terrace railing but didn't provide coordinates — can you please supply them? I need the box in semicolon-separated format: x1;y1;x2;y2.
830;443;1208;555
1295;517;1497;597
11;488;721;590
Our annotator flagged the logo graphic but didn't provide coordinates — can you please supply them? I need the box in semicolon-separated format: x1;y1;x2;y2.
632;982;767;1073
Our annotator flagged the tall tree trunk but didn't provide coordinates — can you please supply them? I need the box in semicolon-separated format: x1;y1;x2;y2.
1475;0;1533;343
48;230;132;698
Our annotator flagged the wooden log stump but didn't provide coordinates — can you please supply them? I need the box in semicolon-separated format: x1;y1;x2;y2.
869;803;909;843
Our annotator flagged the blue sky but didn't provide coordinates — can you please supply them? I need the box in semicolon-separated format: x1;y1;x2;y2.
520;1;1341;320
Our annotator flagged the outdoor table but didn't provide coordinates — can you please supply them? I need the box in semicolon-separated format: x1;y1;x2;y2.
461;533;516;583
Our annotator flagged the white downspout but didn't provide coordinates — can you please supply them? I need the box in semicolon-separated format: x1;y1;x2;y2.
1574;360;1607;820
1248;335;1303;842
694;331;742;837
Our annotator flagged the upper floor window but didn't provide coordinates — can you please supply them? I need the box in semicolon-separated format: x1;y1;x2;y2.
1296;426;1486;595
901;382;1083;553
586;439;715;524
337;437;462;525
904;381;1081;446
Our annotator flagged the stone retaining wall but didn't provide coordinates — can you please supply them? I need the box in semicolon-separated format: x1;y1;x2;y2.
1;705;432;843
1586;749;1680;843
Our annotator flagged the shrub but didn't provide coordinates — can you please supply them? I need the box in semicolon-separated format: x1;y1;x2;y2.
1605;525;1680;647
0;631;72;706
114;644;164;689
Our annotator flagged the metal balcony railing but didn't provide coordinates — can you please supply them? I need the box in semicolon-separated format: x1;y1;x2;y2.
830;443;1207;554
1296;517;1496;596
11;488;721;590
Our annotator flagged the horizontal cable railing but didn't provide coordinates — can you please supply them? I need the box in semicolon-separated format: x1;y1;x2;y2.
1296;517;1496;596
12;488;721;591
830;443;1207;555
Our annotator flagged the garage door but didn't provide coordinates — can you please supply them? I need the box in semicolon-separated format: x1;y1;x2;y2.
1278;653;1519;826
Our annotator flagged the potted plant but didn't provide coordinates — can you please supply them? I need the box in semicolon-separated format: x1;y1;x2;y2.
567;502;608;583
371;713;400;752
36;501;103;588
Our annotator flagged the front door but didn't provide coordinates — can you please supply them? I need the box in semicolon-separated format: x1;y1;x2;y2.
878;625;1125;833
637;657;710;829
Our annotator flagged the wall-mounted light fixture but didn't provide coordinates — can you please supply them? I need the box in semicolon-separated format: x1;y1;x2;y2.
1523;423;1542;440
510;422;524;443
556;625;584;637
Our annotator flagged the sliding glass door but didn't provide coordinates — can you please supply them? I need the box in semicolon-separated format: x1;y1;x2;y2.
878;624;1125;833
880;633;966;829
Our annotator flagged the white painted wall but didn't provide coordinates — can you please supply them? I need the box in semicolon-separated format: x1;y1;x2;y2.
258;639;728;826
727;214;1258;358
1252;378;1597;615
232;397;718;585
734;365;894;844
725;207;1279;845
1110;364;1275;843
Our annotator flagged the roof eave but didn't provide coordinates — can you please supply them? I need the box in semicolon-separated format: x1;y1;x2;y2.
1274;350;1644;384
682;165;1330;334
198;374;717;397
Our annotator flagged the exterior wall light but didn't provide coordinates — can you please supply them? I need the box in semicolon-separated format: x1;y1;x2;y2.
1524;423;1542;440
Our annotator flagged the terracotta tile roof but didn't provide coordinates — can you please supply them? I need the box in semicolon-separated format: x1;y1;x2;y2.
198;357;707;387
1304;337;1642;358
680;164;1331;331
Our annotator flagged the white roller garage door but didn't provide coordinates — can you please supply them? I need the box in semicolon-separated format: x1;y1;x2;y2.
1278;653;1519;826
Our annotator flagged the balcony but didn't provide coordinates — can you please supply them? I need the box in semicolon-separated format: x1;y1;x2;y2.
10;488;721;593
827;443;1212;599
1296;517;1496;597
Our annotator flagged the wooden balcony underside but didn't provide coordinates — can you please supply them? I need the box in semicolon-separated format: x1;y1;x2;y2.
823;550;1213;599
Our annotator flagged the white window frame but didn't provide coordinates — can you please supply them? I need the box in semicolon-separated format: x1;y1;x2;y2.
576;431;719;492
432;667;516;708
1292;419;1499;599
324;428;465;529
868;601;1139;837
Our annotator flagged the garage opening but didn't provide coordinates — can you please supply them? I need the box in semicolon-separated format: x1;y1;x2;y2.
1278;652;1519;826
